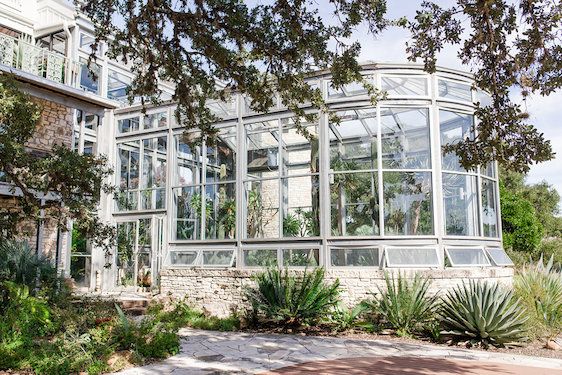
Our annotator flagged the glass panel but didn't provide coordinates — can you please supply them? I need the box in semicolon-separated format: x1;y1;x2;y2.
246;179;279;238
440;110;474;172
79;33;98;54
70;256;91;287
282;249;319;267
283;176;320;237
107;69;132;101
281;119;319;176
246;120;279;176
137;252;152;287
385;247;440;267
381;76;428;96
174;186;202;240
79;57;100;94
481;178;499;237
206;127;237;182
446;247;490;266
117;140;140;211
84;114;99;130
330;248;379;267
482;163;496;178
170;250;198;265
443;173;479;236
205;183;236;240
116;222;136;286
486;248;514;266
118;116;140;134
438;79;472;102
329;109;377;171
330;172;379;236
207;98;237;118
202;250;234;266
141;137;167;210
381;107;430;169
243;249;278;267
144;112;168;130
383;172;433;235
176;136;202;186
328;80;369;98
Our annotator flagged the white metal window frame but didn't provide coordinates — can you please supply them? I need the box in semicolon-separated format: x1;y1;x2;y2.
435;77;474;105
167;247;236;268
328;246;381;268
485;247;514;266
445;246;491;267
378;73;431;99
241;244;322;269
383;245;441;268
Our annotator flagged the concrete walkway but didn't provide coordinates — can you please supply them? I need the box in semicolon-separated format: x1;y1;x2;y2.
116;328;562;374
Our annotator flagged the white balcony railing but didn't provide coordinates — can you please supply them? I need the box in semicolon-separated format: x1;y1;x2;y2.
0;33;79;86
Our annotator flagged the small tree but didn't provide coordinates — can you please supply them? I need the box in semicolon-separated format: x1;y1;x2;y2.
0;75;115;257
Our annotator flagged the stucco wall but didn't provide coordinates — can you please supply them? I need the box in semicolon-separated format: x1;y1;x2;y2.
160;267;514;317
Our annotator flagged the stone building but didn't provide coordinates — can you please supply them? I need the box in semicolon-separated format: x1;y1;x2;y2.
0;0;514;315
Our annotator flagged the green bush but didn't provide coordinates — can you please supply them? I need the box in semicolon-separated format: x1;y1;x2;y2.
440;280;528;348
329;301;371;332
0;240;58;288
515;256;562;340
246;267;340;327
536;239;562;268
373;273;438;337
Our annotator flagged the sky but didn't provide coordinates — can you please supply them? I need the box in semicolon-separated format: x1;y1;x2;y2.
315;1;562;202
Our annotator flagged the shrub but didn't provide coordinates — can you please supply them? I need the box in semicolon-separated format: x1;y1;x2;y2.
440;280;528;348
374;273;438;337
329;301;371;332
514;256;562;340
246;267;340;327
0;240;57;288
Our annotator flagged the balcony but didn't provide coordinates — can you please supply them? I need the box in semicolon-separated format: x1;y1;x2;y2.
0;33;79;86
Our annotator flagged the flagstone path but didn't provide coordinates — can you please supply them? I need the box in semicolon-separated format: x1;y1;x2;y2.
116;328;562;374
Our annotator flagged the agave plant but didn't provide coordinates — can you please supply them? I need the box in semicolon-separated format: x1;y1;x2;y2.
440;280;528;348
375;273;439;337
245;267;340;327
514;255;562;339
0;240;57;288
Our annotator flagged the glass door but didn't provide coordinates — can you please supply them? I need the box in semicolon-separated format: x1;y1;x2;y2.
115;218;154;290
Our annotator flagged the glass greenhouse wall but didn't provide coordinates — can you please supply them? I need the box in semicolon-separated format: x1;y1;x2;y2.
109;63;509;287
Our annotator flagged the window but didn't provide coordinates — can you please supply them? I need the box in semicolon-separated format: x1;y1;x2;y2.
330;248;379;267
170;250;198;265
481;178;499;237
443;173;479;236
144;112;168;129
118;116;140;133
168;249;235;267
438;79;472;102
207;98;237;118
79;33;101;56
108;69;132;101
383;172;433;235
327;79;370;99
115;219;153;288
116;136;167;211
245;118;319;238
201;250;235;266
486;247;513;266
174;127;237;240
381;107;431;169
440;110;474;172
329;109;379;237
385;246;440;267
381;76;428;96
445;247;490;267
242;247;320;267
79;57;100;94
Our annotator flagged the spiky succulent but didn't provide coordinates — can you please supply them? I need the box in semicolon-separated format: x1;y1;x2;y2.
440;281;528;347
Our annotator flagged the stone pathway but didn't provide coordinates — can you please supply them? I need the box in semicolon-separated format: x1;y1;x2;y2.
116;328;562;374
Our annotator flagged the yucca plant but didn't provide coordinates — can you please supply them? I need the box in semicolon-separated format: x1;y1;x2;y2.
246;267;340;327
0;240;57;289
440;280;528;348
375;273;438;337
514;255;562;339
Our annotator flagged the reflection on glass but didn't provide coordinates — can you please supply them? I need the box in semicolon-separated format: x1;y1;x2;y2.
79;57;100;94
381;76;428;96
383;172;433;235
381;107;430;169
330;172;379;236
176;136;202;186
116;221;136;286
438;79;472;101
244;249;278;267
141;137;167;210
246;120;279;174
144;112;168;129
108;69;132;101
443;173;479;236
282;249;319;266
330;109;377;171
330;248;379;267
206;127;237;182
246;179;279;238
440;110;473;172
481;178;498;237
117;140;140;211
202;250;234;266
118;116;140;133
385;247;439;266
170;250;198;265
174;186;203;240
283;176;320;237
446;248;490;266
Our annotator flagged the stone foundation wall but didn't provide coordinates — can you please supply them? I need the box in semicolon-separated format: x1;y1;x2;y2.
26;98;73;152
160;267;514;317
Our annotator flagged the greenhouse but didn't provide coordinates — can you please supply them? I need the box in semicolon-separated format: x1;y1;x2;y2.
89;63;513;294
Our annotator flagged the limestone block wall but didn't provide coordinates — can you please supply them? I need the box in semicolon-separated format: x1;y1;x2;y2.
26;97;73;152
160;267;514;317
